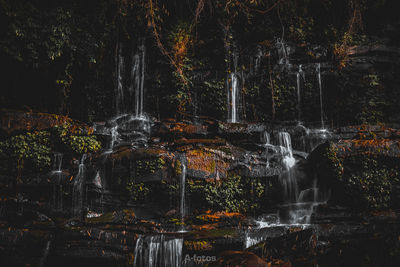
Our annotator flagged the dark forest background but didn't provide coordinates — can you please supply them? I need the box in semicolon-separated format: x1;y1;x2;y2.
1;0;399;125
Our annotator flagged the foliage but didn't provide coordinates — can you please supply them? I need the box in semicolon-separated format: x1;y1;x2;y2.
0;0;399;123
0;131;52;173
52;123;101;154
135;157;166;177
356;73;386;124
345;168;395;209
268;75;297;121
341;157;399;209
0;120;101;179
188;175;264;213
125;181;150;202
318;142;400;210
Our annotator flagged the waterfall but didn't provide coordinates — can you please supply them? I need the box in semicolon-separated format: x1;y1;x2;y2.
316;63;325;129
277;132;297;202
52;153;63;210
180;156;187;229
130;39;146;119
72;154;87;217
263;131;271;168
115;39;146;117
115;43;125;115
53;153;63;173
254;45;263;75
93;171;103;189
133;235;183;267
275;132;325;224
107;39;149;149
277;39;290;65
263;131;271;145
227;48;239;123
230;72;239;123
38;240;52;267
110;125;118;150
296;64;304;122
277;132;295;170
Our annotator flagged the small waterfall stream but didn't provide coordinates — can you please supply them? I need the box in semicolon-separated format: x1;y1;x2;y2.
130;38;146;119
51;153;63;210
228;72;239;123
38;239;52;267
263;131;271;168
316;63;325;129
106;39;149;150
179;155;187;231
227;48;240;123
72;154;87;217
276;132;323;224
53;153;63;173
110;125;118;150
296;64;304;122
115;43;125;115
277;38;290;65
277;132;295;171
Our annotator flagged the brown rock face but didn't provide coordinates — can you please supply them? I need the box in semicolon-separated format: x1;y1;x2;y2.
0;109;91;135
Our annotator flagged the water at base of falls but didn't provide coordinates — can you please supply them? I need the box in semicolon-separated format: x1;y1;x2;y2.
133;235;183;267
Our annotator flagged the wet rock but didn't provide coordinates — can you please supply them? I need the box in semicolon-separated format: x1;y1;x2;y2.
151;120;215;140
314;222;400;267
85;209;136;225
255;228;317;266
211;250;268;267
0;227;53;267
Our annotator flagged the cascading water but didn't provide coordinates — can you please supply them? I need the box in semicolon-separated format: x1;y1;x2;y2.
180;155;187;231
53;153;63;173
263;131;271;168
38;240;52;267
51;153;63;210
316;63;325;129
277;38;290;65
227;48;239;123
296;64;304;122
228;72;239;123
105;39;149;150
277;132;295;170
277;132;298;208
133;235;183;267
275;131;326;224
110;125;118;150
115;43;125;115
254;45;263;75
130;38;146;119
72;154;87;217
93;171;103;189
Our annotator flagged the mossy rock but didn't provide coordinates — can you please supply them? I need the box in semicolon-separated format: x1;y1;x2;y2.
85;209;136;225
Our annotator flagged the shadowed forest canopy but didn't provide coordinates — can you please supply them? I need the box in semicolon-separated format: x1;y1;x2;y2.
0;0;399;124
